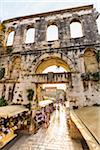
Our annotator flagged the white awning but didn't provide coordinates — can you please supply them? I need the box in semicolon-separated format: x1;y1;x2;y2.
39;100;53;107
0;105;28;118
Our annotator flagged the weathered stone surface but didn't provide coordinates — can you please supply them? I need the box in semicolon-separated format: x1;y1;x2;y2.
0;4;100;107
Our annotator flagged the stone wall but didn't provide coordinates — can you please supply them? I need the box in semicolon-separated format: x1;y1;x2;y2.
0;5;100;108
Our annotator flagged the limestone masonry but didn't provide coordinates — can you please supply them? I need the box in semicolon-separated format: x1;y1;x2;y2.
0;5;100;108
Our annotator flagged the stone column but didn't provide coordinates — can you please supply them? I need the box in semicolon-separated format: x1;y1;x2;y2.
35;19;46;42
70;73;85;108
35;84;43;106
79;56;85;73
82;14;98;42
13;25;25;52
58;18;70;42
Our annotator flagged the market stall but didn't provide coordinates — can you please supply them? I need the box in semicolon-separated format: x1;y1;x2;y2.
33;100;55;131
0;105;29;148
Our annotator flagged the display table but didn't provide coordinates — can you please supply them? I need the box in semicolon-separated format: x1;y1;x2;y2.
69;106;100;150
0;129;17;148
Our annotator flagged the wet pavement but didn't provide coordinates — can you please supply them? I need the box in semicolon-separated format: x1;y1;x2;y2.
7;104;83;150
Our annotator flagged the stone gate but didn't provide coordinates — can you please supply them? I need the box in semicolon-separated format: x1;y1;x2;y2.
0;4;100;108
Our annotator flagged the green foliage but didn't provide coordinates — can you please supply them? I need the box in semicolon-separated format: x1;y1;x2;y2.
93;103;100;106
96;50;100;63
27;89;34;101
81;73;90;81
0;68;5;79
25;103;32;110
91;72;100;81
6;46;13;53
81;72;100;81
43;97;49;100
0;96;8;107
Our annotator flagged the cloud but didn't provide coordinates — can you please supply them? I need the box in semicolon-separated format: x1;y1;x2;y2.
0;0;100;21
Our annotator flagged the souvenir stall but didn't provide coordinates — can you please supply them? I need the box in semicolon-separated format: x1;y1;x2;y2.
0;105;29;148
33;100;55;131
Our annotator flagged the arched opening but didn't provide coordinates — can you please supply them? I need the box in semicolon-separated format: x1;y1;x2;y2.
47;25;58;41
7;31;15;46
84;48;98;73
36;65;68;101
35;57;71;105
96;16;100;34
30;56;84;145
34;57;71;134
25;28;35;43
70;20;83;38
35;57;70;74
10;56;21;79
43;65;66;73
42;65;66;93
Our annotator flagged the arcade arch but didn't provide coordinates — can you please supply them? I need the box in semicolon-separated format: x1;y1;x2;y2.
34;56;72;102
34;54;74;74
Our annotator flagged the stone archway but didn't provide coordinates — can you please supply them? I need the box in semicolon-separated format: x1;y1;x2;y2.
34;52;75;73
33;53;73;102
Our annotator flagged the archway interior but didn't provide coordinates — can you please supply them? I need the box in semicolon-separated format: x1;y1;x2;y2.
35;57;71;74
41;65;66;101
42;65;66;91
35;57;71;102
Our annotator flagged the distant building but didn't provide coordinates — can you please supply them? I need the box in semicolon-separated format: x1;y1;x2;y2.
42;87;57;99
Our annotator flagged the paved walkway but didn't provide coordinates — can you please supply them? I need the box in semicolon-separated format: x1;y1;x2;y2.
8;104;83;150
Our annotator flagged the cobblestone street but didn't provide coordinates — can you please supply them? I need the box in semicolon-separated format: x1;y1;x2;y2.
7;105;83;150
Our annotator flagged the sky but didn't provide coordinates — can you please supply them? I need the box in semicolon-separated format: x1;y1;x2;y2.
43;65;66;90
43;66;66;73
0;0;100;21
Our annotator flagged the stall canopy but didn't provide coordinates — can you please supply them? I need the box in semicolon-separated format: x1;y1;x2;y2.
0;105;29;118
39;100;53;107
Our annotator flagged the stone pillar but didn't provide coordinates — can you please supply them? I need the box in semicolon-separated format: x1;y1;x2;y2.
13;25;24;52
70;73;85;108
58;18;70;44
35;19;46;42
82;14;98;42
0;23;6;54
35;84;43;103
79;56;85;73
